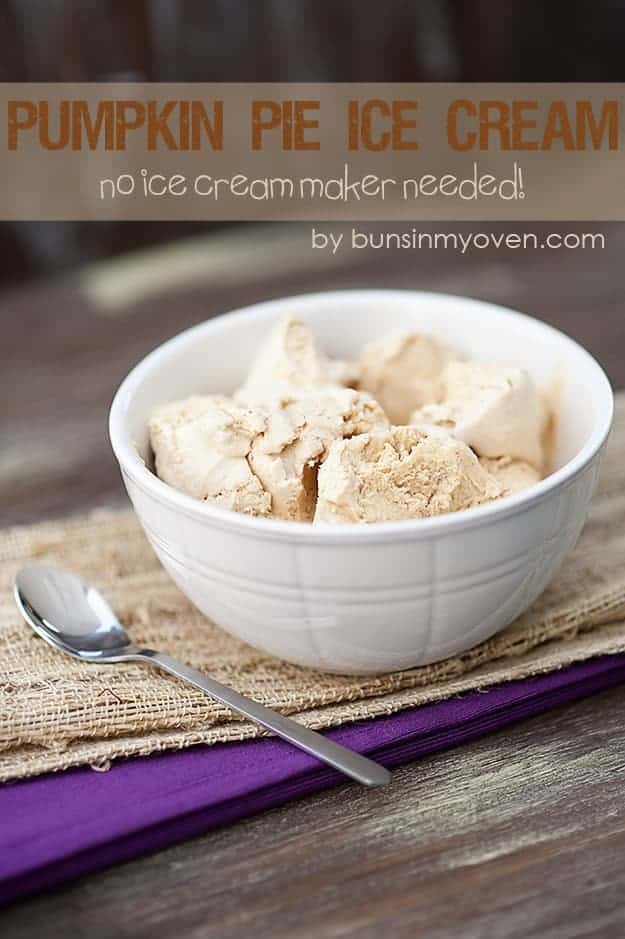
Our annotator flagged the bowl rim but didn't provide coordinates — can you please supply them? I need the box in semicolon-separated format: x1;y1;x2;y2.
109;288;614;544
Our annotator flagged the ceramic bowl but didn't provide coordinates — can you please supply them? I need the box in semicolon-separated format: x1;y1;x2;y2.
109;290;613;674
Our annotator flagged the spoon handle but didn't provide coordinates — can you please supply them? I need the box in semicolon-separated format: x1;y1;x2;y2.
135;650;391;788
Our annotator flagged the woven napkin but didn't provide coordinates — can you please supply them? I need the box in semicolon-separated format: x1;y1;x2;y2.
2;395;625;783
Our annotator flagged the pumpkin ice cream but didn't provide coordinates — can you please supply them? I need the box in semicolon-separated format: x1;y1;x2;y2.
149;388;388;523
248;388;389;521
236;316;358;405
358;331;456;424
478;456;541;496
148;395;271;516
314;426;502;524
412;361;548;470
150;317;552;523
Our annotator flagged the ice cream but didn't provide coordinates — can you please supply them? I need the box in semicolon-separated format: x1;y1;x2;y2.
249;388;389;521
479;456;541;496
149;388;388;523
236;316;358;405
412;361;548;470
314;426;502;524
148;395;271;516
150;317;551;524
358;331;457;424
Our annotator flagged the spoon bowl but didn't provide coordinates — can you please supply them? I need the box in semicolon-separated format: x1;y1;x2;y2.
15;564;134;660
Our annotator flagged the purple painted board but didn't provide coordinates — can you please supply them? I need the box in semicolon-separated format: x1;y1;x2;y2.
2;653;625;906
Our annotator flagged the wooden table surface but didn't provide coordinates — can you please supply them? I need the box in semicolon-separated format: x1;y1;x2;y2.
2;222;625;937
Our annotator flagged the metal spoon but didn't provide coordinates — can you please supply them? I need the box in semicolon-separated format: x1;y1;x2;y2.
14;563;391;787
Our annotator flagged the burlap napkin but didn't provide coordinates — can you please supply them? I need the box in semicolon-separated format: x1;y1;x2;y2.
2;395;625;783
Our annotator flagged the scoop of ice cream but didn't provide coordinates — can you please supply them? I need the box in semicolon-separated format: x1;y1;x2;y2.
314;426;502;524
236;316;358;405
250;388;389;521
479;456;541;496
412;361;549;470
358;331;457;424
324;357;361;389
149;395;271;516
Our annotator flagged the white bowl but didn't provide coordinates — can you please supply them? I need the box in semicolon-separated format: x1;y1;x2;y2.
109;290;613;674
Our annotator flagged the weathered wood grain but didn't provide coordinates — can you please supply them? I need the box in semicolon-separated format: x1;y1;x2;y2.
3;687;625;938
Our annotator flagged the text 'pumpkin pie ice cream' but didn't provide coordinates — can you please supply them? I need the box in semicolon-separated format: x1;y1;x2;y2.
314;426;502;525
